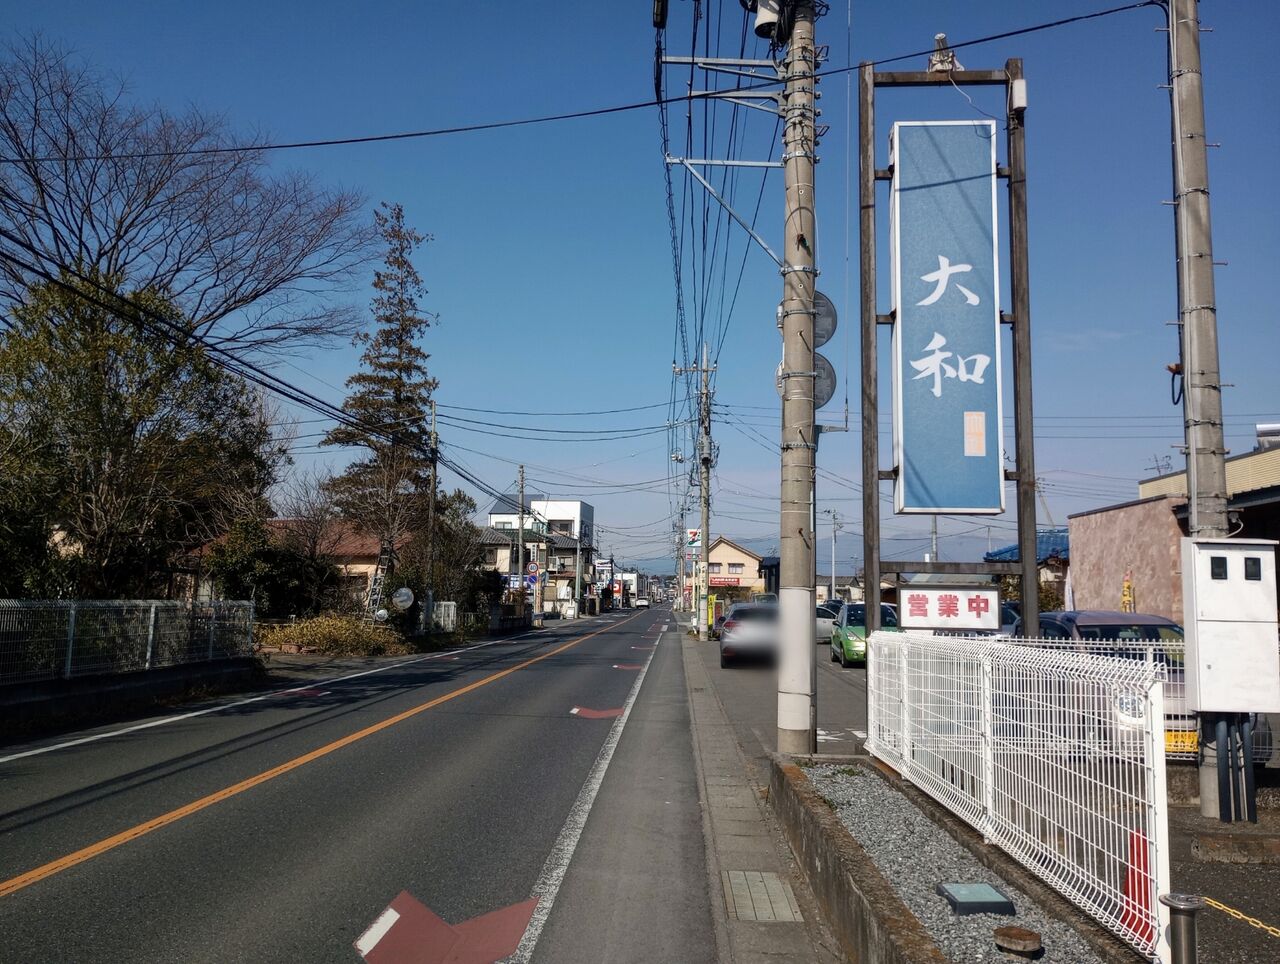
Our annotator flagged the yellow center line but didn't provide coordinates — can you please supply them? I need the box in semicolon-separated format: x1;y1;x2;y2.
0;612;644;899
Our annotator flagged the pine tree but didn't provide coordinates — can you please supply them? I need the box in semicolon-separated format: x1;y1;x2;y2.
323;203;437;551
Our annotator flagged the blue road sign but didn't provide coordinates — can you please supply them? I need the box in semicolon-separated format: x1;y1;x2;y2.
890;121;1004;514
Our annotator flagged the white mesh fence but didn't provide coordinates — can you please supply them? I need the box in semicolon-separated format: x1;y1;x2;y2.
0;600;254;686
866;631;1171;962
1003;636;1198;760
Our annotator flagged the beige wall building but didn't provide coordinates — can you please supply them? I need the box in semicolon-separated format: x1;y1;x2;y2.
706;536;766;599
1068;495;1187;621
1069;444;1280;623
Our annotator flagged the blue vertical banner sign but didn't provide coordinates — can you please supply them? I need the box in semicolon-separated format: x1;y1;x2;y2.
891;121;1004;514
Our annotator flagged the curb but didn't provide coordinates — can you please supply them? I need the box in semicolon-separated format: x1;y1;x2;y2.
766;753;949;964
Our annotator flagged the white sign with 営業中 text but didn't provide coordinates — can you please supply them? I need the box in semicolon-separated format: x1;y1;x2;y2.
896;587;1000;631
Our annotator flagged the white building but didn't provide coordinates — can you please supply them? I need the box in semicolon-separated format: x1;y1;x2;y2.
487;497;594;548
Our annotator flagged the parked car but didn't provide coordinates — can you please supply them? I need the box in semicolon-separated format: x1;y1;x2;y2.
830;602;900;668
719;603;778;668
1006;610;1273;760
635;597;650;609
752;593;778;605
815;602;841;643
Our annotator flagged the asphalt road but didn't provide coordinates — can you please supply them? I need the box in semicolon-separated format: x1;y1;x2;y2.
0;606;715;964
692;631;869;768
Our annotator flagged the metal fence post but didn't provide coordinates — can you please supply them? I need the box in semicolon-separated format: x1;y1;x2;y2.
63;603;77;679
1149;675;1173;963
145;604;158;670
1159;894;1202;964
207;603;216;660
899;638;913;780
981;654;996;842
865;633;878;755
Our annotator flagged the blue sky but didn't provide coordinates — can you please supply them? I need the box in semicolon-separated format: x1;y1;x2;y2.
11;1;1278;572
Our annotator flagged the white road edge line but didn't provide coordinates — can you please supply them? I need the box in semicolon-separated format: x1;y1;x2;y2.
354;905;400;957
503;631;660;963
0;633;533;765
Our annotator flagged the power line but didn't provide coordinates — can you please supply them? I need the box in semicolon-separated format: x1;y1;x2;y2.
5;2;1160;164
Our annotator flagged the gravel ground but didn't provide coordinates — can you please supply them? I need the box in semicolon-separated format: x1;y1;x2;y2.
806;763;1105;963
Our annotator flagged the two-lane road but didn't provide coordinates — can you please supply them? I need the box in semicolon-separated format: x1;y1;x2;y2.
0;607;715;963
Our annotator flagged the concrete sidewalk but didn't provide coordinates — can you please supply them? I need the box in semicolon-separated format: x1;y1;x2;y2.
677;613;841;964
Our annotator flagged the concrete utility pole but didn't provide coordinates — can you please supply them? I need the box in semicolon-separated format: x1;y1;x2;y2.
1166;0;1229;819
699;343;714;640
517;465;526;614
1169;0;1227;541
676;348;715;635
828;511;842;598
777;0;818;756
426;399;438;625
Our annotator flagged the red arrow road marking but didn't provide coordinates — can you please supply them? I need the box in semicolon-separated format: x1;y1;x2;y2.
612;664;643;670
356;890;537;964
570;706;623;719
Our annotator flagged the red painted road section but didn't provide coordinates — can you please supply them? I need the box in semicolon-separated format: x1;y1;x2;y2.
611;664;643;671
569;706;623;719
358;890;537;964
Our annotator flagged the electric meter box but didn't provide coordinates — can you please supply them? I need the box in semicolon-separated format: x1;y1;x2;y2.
1180;537;1280;713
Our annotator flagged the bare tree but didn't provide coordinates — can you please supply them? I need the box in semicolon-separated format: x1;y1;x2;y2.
0;37;376;357
277;465;344;563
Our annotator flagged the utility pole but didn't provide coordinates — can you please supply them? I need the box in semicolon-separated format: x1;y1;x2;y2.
699;343;713;640
828;511;842;598
517;465;526;614
426;399;438;628
1166;0;1229;819
930;516;939;562
675;346;715;637
777;0;818;756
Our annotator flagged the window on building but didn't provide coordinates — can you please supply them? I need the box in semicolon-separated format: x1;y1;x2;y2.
728;563;744;575
484;548;499;566
495;521;512;530
708;563;722;574
550;520;573;534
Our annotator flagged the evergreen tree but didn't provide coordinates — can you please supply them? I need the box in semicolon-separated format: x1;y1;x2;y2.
323;203;437;552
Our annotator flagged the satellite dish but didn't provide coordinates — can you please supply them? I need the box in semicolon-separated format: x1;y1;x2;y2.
813;291;837;348
373;608;390;623
391;587;414;612
776;353;838;410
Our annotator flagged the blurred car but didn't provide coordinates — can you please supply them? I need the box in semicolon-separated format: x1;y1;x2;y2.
635;597;650;609
815;602;841;643
719;603;778;668
752;593;778;605
830;602;900;667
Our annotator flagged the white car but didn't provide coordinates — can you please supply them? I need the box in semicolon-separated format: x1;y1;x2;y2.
635;597;650;609
815;602;841;643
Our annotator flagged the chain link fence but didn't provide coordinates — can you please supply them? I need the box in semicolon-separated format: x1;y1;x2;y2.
0;600;254;686
866;631;1171;962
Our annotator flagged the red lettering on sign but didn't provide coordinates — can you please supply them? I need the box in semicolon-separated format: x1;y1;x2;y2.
907;593;928;618
938;594;960;618
967;596;991;616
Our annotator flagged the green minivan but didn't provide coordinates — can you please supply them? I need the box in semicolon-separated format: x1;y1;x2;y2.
829;603;900;667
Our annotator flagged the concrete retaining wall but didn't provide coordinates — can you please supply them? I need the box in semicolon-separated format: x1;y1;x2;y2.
767;753;948;964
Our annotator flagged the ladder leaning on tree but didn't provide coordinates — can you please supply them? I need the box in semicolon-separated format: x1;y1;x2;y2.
364;541;392;620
